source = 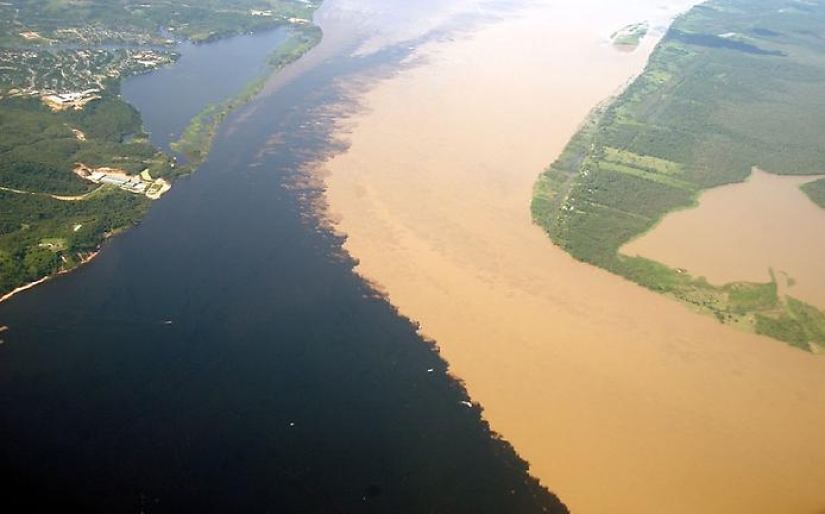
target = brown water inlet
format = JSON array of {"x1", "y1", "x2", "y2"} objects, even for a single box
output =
[{"x1": 623, "y1": 168, "x2": 825, "y2": 310}]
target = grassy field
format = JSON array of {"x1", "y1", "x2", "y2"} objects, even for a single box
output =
[{"x1": 532, "y1": 0, "x2": 825, "y2": 351}]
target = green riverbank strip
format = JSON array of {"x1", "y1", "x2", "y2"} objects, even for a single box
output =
[
  {"x1": 171, "y1": 25, "x2": 322, "y2": 165},
  {"x1": 801, "y1": 178, "x2": 825, "y2": 209},
  {"x1": 0, "y1": 1, "x2": 323, "y2": 298},
  {"x1": 531, "y1": 0, "x2": 825, "y2": 351}
]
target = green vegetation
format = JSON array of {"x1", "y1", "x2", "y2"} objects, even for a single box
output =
[
  {"x1": 0, "y1": 91, "x2": 175, "y2": 294},
  {"x1": 0, "y1": 186, "x2": 151, "y2": 293},
  {"x1": 756, "y1": 298, "x2": 825, "y2": 351},
  {"x1": 0, "y1": 91, "x2": 179, "y2": 192},
  {"x1": 0, "y1": 48, "x2": 178, "y2": 98},
  {"x1": 0, "y1": 1, "x2": 324, "y2": 298},
  {"x1": 1, "y1": 0, "x2": 322, "y2": 100},
  {"x1": 172, "y1": 24, "x2": 322, "y2": 164},
  {"x1": 611, "y1": 22, "x2": 649, "y2": 47},
  {"x1": 532, "y1": 0, "x2": 825, "y2": 351},
  {"x1": 0, "y1": 0, "x2": 321, "y2": 45},
  {"x1": 801, "y1": 178, "x2": 825, "y2": 208}
]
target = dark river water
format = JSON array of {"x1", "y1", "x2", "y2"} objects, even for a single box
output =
[
  {"x1": 121, "y1": 27, "x2": 291, "y2": 152},
  {"x1": 0, "y1": 4, "x2": 566, "y2": 513}
]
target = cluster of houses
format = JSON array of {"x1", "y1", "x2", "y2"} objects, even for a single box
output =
[
  {"x1": 130, "y1": 51, "x2": 170, "y2": 68},
  {"x1": 35, "y1": 51, "x2": 172, "y2": 109}
]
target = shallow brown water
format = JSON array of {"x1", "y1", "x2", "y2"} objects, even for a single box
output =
[
  {"x1": 318, "y1": 2, "x2": 825, "y2": 513},
  {"x1": 623, "y1": 168, "x2": 825, "y2": 309}
]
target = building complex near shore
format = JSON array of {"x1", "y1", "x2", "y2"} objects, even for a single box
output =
[
  {"x1": 91, "y1": 171, "x2": 148, "y2": 193},
  {"x1": 74, "y1": 164, "x2": 170, "y2": 199},
  {"x1": 42, "y1": 89, "x2": 100, "y2": 110}
]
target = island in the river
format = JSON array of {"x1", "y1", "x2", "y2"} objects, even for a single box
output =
[
  {"x1": 611, "y1": 21, "x2": 650, "y2": 49},
  {"x1": 532, "y1": 0, "x2": 825, "y2": 351},
  {"x1": 0, "y1": 0, "x2": 322, "y2": 298}
]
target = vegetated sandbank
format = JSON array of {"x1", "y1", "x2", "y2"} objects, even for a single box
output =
[{"x1": 317, "y1": 1, "x2": 825, "y2": 513}]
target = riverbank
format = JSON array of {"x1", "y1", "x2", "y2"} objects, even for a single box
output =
[
  {"x1": 532, "y1": 0, "x2": 825, "y2": 349},
  {"x1": 0, "y1": 2, "x2": 572, "y2": 507},
  {"x1": 622, "y1": 168, "x2": 825, "y2": 311},
  {"x1": 171, "y1": 24, "x2": 322, "y2": 165},
  {"x1": 0, "y1": 250, "x2": 98, "y2": 305},
  {"x1": 1, "y1": 13, "x2": 323, "y2": 301},
  {"x1": 319, "y1": 1, "x2": 825, "y2": 513}
]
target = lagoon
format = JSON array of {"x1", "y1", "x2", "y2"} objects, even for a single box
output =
[{"x1": 623, "y1": 168, "x2": 825, "y2": 310}]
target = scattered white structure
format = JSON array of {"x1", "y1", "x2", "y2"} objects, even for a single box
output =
[
  {"x1": 42, "y1": 89, "x2": 100, "y2": 110},
  {"x1": 74, "y1": 164, "x2": 170, "y2": 199}
]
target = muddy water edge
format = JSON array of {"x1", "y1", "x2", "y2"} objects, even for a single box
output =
[
  {"x1": 623, "y1": 168, "x2": 825, "y2": 310},
  {"x1": 0, "y1": 2, "x2": 570, "y2": 512},
  {"x1": 319, "y1": 1, "x2": 825, "y2": 513}
]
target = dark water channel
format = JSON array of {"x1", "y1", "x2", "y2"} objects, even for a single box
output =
[
  {"x1": 121, "y1": 27, "x2": 291, "y2": 152},
  {"x1": 0, "y1": 7, "x2": 566, "y2": 514}
]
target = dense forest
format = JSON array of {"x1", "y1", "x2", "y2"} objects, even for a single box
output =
[
  {"x1": 0, "y1": 89, "x2": 177, "y2": 295},
  {"x1": 532, "y1": 0, "x2": 825, "y2": 350},
  {"x1": 0, "y1": 92, "x2": 175, "y2": 192}
]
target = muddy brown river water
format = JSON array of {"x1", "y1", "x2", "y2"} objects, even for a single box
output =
[
  {"x1": 318, "y1": 1, "x2": 825, "y2": 513},
  {"x1": 623, "y1": 168, "x2": 825, "y2": 310}
]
